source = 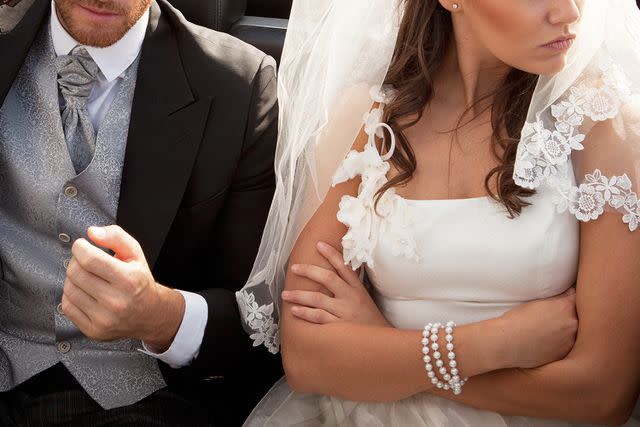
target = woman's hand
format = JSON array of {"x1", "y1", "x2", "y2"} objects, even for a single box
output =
[
  {"x1": 282, "y1": 241, "x2": 390, "y2": 327},
  {"x1": 498, "y1": 287, "x2": 579, "y2": 370}
]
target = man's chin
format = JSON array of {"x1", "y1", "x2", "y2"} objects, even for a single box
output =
[{"x1": 67, "y1": 28, "x2": 128, "y2": 48}]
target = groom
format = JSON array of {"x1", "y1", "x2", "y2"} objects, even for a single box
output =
[{"x1": 0, "y1": 0, "x2": 282, "y2": 424}]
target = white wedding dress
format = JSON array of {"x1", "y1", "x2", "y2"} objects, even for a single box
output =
[{"x1": 244, "y1": 138, "x2": 640, "y2": 427}]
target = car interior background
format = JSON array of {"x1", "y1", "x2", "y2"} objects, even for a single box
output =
[{"x1": 169, "y1": 0, "x2": 291, "y2": 64}]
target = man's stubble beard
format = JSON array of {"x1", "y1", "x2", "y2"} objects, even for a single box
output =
[{"x1": 54, "y1": 0, "x2": 151, "y2": 48}]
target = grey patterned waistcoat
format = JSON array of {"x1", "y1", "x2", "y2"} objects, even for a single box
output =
[{"x1": 0, "y1": 25, "x2": 166, "y2": 409}]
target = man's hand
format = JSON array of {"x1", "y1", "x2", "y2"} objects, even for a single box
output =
[{"x1": 61, "y1": 225, "x2": 185, "y2": 352}]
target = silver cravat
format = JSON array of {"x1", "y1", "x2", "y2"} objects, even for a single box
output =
[{"x1": 55, "y1": 46, "x2": 99, "y2": 174}]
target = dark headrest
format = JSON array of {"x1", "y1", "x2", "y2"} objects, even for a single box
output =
[
  {"x1": 168, "y1": 0, "x2": 247, "y2": 32},
  {"x1": 246, "y1": 0, "x2": 292, "y2": 19}
]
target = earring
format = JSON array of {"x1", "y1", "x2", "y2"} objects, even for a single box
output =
[{"x1": 452, "y1": 3, "x2": 460, "y2": 10}]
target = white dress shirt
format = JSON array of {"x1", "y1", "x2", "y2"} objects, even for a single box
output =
[{"x1": 50, "y1": 2, "x2": 208, "y2": 369}]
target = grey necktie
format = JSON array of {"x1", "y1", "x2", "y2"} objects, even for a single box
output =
[{"x1": 55, "y1": 47, "x2": 100, "y2": 174}]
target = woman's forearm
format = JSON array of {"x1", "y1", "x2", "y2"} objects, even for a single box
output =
[
  {"x1": 281, "y1": 314, "x2": 513, "y2": 402},
  {"x1": 432, "y1": 353, "x2": 639, "y2": 426}
]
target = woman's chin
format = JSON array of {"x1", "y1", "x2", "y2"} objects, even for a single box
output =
[{"x1": 533, "y1": 57, "x2": 570, "y2": 78}]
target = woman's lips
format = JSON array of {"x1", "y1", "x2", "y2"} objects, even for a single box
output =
[{"x1": 542, "y1": 35, "x2": 576, "y2": 51}]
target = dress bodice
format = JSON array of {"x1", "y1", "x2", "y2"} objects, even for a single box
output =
[
  {"x1": 367, "y1": 188, "x2": 580, "y2": 329},
  {"x1": 332, "y1": 140, "x2": 580, "y2": 329}
]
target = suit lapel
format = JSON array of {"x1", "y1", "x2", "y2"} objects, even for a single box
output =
[
  {"x1": 117, "y1": 1, "x2": 212, "y2": 268},
  {"x1": 0, "y1": 0, "x2": 48, "y2": 107}
]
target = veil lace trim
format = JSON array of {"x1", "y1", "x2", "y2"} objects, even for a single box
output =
[{"x1": 513, "y1": 54, "x2": 640, "y2": 231}]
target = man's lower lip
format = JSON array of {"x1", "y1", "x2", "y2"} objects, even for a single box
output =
[
  {"x1": 542, "y1": 38, "x2": 575, "y2": 50},
  {"x1": 78, "y1": 4, "x2": 119, "y2": 18}
]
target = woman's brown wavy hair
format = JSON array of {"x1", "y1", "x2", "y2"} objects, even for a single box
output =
[{"x1": 378, "y1": 0, "x2": 539, "y2": 217}]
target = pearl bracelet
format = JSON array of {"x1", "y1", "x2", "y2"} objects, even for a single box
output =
[{"x1": 421, "y1": 321, "x2": 469, "y2": 395}]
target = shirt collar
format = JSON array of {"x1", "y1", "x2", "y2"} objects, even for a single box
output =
[{"x1": 50, "y1": 1, "x2": 149, "y2": 82}]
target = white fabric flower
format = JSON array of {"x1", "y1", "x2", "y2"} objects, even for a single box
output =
[
  {"x1": 363, "y1": 108, "x2": 384, "y2": 137},
  {"x1": 334, "y1": 97, "x2": 421, "y2": 270},
  {"x1": 583, "y1": 86, "x2": 621, "y2": 122},
  {"x1": 514, "y1": 157, "x2": 544, "y2": 189},
  {"x1": 337, "y1": 195, "x2": 367, "y2": 228},
  {"x1": 569, "y1": 183, "x2": 606, "y2": 222},
  {"x1": 541, "y1": 130, "x2": 573, "y2": 165},
  {"x1": 369, "y1": 84, "x2": 397, "y2": 104}
]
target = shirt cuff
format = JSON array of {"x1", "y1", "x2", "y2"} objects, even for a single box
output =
[{"x1": 139, "y1": 290, "x2": 208, "y2": 369}]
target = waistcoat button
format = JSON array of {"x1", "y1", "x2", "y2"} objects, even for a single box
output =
[
  {"x1": 57, "y1": 341, "x2": 71, "y2": 354},
  {"x1": 64, "y1": 186, "x2": 78, "y2": 198}
]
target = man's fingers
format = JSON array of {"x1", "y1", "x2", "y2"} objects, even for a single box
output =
[
  {"x1": 63, "y1": 278, "x2": 98, "y2": 308},
  {"x1": 282, "y1": 290, "x2": 342, "y2": 318},
  {"x1": 290, "y1": 306, "x2": 340, "y2": 324},
  {"x1": 71, "y1": 238, "x2": 123, "y2": 283},
  {"x1": 88, "y1": 225, "x2": 144, "y2": 262},
  {"x1": 60, "y1": 293, "x2": 92, "y2": 332},
  {"x1": 66, "y1": 258, "x2": 120, "y2": 301},
  {"x1": 316, "y1": 241, "x2": 361, "y2": 287}
]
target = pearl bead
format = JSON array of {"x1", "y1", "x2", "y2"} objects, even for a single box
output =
[
  {"x1": 431, "y1": 343, "x2": 439, "y2": 351},
  {"x1": 423, "y1": 355, "x2": 431, "y2": 363},
  {"x1": 449, "y1": 360, "x2": 457, "y2": 368},
  {"x1": 436, "y1": 382, "x2": 443, "y2": 389},
  {"x1": 452, "y1": 375, "x2": 460, "y2": 382},
  {"x1": 426, "y1": 364, "x2": 433, "y2": 372},
  {"x1": 443, "y1": 373, "x2": 451, "y2": 381},
  {"x1": 422, "y1": 338, "x2": 429, "y2": 346},
  {"x1": 450, "y1": 368, "x2": 459, "y2": 376},
  {"x1": 422, "y1": 347, "x2": 429, "y2": 355},
  {"x1": 430, "y1": 334, "x2": 438, "y2": 342},
  {"x1": 436, "y1": 360, "x2": 444, "y2": 368},
  {"x1": 433, "y1": 351, "x2": 441, "y2": 359},
  {"x1": 446, "y1": 335, "x2": 453, "y2": 342},
  {"x1": 427, "y1": 371, "x2": 435, "y2": 378},
  {"x1": 448, "y1": 352, "x2": 456, "y2": 360},
  {"x1": 445, "y1": 326, "x2": 453, "y2": 334},
  {"x1": 431, "y1": 377, "x2": 439, "y2": 385},
  {"x1": 439, "y1": 367, "x2": 447, "y2": 375},
  {"x1": 446, "y1": 343, "x2": 454, "y2": 351},
  {"x1": 443, "y1": 384, "x2": 450, "y2": 390},
  {"x1": 453, "y1": 388, "x2": 461, "y2": 395}
]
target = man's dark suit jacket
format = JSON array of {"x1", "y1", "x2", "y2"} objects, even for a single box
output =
[{"x1": 0, "y1": 0, "x2": 283, "y2": 422}]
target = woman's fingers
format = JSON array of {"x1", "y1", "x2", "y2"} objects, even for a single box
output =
[
  {"x1": 290, "y1": 263, "x2": 345, "y2": 296},
  {"x1": 282, "y1": 290, "x2": 343, "y2": 317},
  {"x1": 316, "y1": 241, "x2": 362, "y2": 287},
  {"x1": 290, "y1": 306, "x2": 340, "y2": 324}
]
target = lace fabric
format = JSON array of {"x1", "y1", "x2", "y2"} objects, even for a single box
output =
[{"x1": 514, "y1": 51, "x2": 640, "y2": 231}]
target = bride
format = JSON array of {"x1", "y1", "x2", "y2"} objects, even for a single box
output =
[{"x1": 237, "y1": 0, "x2": 640, "y2": 425}]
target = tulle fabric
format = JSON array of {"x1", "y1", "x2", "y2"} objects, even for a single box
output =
[
  {"x1": 235, "y1": 0, "x2": 402, "y2": 353},
  {"x1": 245, "y1": 378, "x2": 639, "y2": 427}
]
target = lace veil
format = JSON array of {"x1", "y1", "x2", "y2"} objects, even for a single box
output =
[{"x1": 236, "y1": 0, "x2": 640, "y2": 353}]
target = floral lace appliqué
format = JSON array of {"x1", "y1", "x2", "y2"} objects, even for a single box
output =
[
  {"x1": 514, "y1": 56, "x2": 639, "y2": 231},
  {"x1": 236, "y1": 289, "x2": 279, "y2": 354}
]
